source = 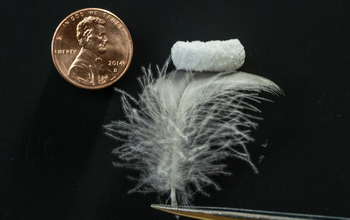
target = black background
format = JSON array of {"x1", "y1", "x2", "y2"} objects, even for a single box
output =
[{"x1": 1, "y1": 1, "x2": 350, "y2": 219}]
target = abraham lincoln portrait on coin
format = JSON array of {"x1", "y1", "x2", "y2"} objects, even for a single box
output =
[{"x1": 68, "y1": 16, "x2": 114, "y2": 86}]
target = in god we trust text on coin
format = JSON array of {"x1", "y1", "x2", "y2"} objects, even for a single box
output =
[{"x1": 51, "y1": 8, "x2": 133, "y2": 89}]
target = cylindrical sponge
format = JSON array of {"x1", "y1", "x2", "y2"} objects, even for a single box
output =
[{"x1": 171, "y1": 39, "x2": 245, "y2": 72}]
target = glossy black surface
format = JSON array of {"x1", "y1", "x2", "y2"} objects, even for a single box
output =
[{"x1": 1, "y1": 1, "x2": 350, "y2": 219}]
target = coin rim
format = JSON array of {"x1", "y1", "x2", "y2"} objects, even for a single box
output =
[{"x1": 51, "y1": 8, "x2": 133, "y2": 89}]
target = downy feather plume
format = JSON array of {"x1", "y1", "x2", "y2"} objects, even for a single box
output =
[{"x1": 104, "y1": 60, "x2": 281, "y2": 207}]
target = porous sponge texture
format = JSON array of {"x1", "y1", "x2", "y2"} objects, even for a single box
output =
[{"x1": 171, "y1": 39, "x2": 245, "y2": 72}]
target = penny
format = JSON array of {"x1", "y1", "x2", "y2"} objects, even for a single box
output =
[{"x1": 51, "y1": 8, "x2": 133, "y2": 89}]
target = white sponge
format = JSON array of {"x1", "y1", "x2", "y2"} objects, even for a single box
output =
[{"x1": 171, "y1": 39, "x2": 245, "y2": 72}]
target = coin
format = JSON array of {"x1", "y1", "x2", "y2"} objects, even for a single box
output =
[{"x1": 51, "y1": 8, "x2": 133, "y2": 89}]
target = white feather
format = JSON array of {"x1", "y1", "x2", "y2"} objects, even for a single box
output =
[{"x1": 105, "y1": 60, "x2": 281, "y2": 207}]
